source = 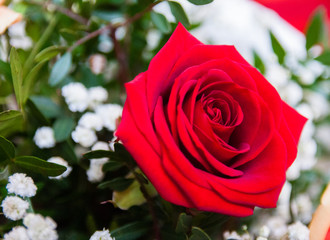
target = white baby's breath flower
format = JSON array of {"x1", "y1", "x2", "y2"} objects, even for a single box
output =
[
  {"x1": 266, "y1": 216, "x2": 288, "y2": 238},
  {"x1": 47, "y1": 157, "x2": 72, "y2": 180},
  {"x1": 1, "y1": 196, "x2": 29, "y2": 221},
  {"x1": 78, "y1": 112, "x2": 104, "y2": 131},
  {"x1": 259, "y1": 225, "x2": 270, "y2": 238},
  {"x1": 6, "y1": 173, "x2": 37, "y2": 197},
  {"x1": 71, "y1": 126, "x2": 97, "y2": 148},
  {"x1": 23, "y1": 213, "x2": 58, "y2": 240},
  {"x1": 223, "y1": 231, "x2": 242, "y2": 240},
  {"x1": 291, "y1": 194, "x2": 313, "y2": 224},
  {"x1": 88, "y1": 86, "x2": 108, "y2": 109},
  {"x1": 4, "y1": 226, "x2": 29, "y2": 240},
  {"x1": 287, "y1": 221, "x2": 309, "y2": 240},
  {"x1": 62, "y1": 82, "x2": 89, "y2": 112},
  {"x1": 95, "y1": 104, "x2": 123, "y2": 131},
  {"x1": 87, "y1": 159, "x2": 108, "y2": 183},
  {"x1": 33, "y1": 126, "x2": 56, "y2": 149},
  {"x1": 90, "y1": 229, "x2": 114, "y2": 240}
]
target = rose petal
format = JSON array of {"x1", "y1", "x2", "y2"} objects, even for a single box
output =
[{"x1": 147, "y1": 23, "x2": 201, "y2": 112}]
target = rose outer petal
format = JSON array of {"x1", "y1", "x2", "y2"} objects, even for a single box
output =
[{"x1": 146, "y1": 23, "x2": 201, "y2": 112}]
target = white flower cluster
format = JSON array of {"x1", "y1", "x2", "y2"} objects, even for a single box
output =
[
  {"x1": 33, "y1": 126, "x2": 56, "y2": 149},
  {"x1": 1, "y1": 173, "x2": 37, "y2": 221},
  {"x1": 90, "y1": 229, "x2": 114, "y2": 240},
  {"x1": 47, "y1": 156, "x2": 72, "y2": 180},
  {"x1": 2, "y1": 173, "x2": 59, "y2": 240},
  {"x1": 7, "y1": 173, "x2": 37, "y2": 197},
  {"x1": 61, "y1": 82, "x2": 108, "y2": 112},
  {"x1": 71, "y1": 104, "x2": 123, "y2": 148},
  {"x1": 1, "y1": 196, "x2": 29, "y2": 221},
  {"x1": 62, "y1": 82, "x2": 122, "y2": 148},
  {"x1": 23, "y1": 213, "x2": 58, "y2": 240}
]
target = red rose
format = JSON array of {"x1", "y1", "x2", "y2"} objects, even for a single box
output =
[
  {"x1": 116, "y1": 24, "x2": 307, "y2": 216},
  {"x1": 254, "y1": 0, "x2": 330, "y2": 34}
]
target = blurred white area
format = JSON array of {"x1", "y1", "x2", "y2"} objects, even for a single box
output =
[{"x1": 154, "y1": 0, "x2": 306, "y2": 64}]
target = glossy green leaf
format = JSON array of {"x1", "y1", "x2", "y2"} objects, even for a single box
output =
[
  {"x1": 14, "y1": 156, "x2": 67, "y2": 176},
  {"x1": 176, "y1": 213, "x2": 193, "y2": 234},
  {"x1": 10, "y1": 48, "x2": 23, "y2": 108},
  {"x1": 22, "y1": 61, "x2": 46, "y2": 103},
  {"x1": 150, "y1": 11, "x2": 171, "y2": 34},
  {"x1": 98, "y1": 178, "x2": 134, "y2": 191},
  {"x1": 102, "y1": 161, "x2": 125, "y2": 172},
  {"x1": 315, "y1": 50, "x2": 330, "y2": 65},
  {"x1": 270, "y1": 31, "x2": 286, "y2": 65},
  {"x1": 0, "y1": 135, "x2": 15, "y2": 162},
  {"x1": 189, "y1": 227, "x2": 211, "y2": 240},
  {"x1": 29, "y1": 96, "x2": 62, "y2": 119},
  {"x1": 306, "y1": 8, "x2": 325, "y2": 50},
  {"x1": 49, "y1": 52, "x2": 72, "y2": 86},
  {"x1": 187, "y1": 0, "x2": 213, "y2": 5},
  {"x1": 168, "y1": 1, "x2": 190, "y2": 28},
  {"x1": 35, "y1": 46, "x2": 66, "y2": 62},
  {"x1": 84, "y1": 150, "x2": 113, "y2": 159},
  {"x1": 53, "y1": 117, "x2": 75, "y2": 142},
  {"x1": 0, "y1": 110, "x2": 24, "y2": 137},
  {"x1": 110, "y1": 221, "x2": 150, "y2": 240}
]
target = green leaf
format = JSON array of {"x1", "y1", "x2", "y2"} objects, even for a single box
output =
[
  {"x1": 0, "y1": 135, "x2": 15, "y2": 163},
  {"x1": 98, "y1": 178, "x2": 134, "y2": 191},
  {"x1": 176, "y1": 213, "x2": 193, "y2": 234},
  {"x1": 189, "y1": 227, "x2": 211, "y2": 240},
  {"x1": 187, "y1": 0, "x2": 213, "y2": 5},
  {"x1": 22, "y1": 61, "x2": 46, "y2": 103},
  {"x1": 49, "y1": 52, "x2": 72, "y2": 86},
  {"x1": 253, "y1": 50, "x2": 265, "y2": 74},
  {"x1": 0, "y1": 110, "x2": 24, "y2": 137},
  {"x1": 35, "y1": 46, "x2": 66, "y2": 62},
  {"x1": 53, "y1": 117, "x2": 75, "y2": 142},
  {"x1": 168, "y1": 1, "x2": 190, "y2": 28},
  {"x1": 315, "y1": 50, "x2": 330, "y2": 65},
  {"x1": 29, "y1": 96, "x2": 62, "y2": 119},
  {"x1": 150, "y1": 11, "x2": 171, "y2": 34},
  {"x1": 110, "y1": 221, "x2": 150, "y2": 240},
  {"x1": 10, "y1": 48, "x2": 23, "y2": 108},
  {"x1": 306, "y1": 8, "x2": 325, "y2": 50},
  {"x1": 84, "y1": 150, "x2": 112, "y2": 159},
  {"x1": 13, "y1": 156, "x2": 66, "y2": 177},
  {"x1": 102, "y1": 161, "x2": 125, "y2": 172},
  {"x1": 270, "y1": 31, "x2": 286, "y2": 65},
  {"x1": 112, "y1": 176, "x2": 157, "y2": 210},
  {"x1": 0, "y1": 60, "x2": 12, "y2": 82}
]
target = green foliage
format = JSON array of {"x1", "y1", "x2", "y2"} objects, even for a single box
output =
[
  {"x1": 187, "y1": 0, "x2": 213, "y2": 5},
  {"x1": 315, "y1": 50, "x2": 330, "y2": 65},
  {"x1": 14, "y1": 156, "x2": 67, "y2": 177},
  {"x1": 169, "y1": 1, "x2": 190, "y2": 28},
  {"x1": 53, "y1": 117, "x2": 76, "y2": 142},
  {"x1": 269, "y1": 31, "x2": 286, "y2": 65},
  {"x1": 110, "y1": 221, "x2": 150, "y2": 240},
  {"x1": 189, "y1": 227, "x2": 211, "y2": 240},
  {"x1": 176, "y1": 212, "x2": 193, "y2": 235},
  {"x1": 35, "y1": 46, "x2": 67, "y2": 62},
  {"x1": 0, "y1": 110, "x2": 24, "y2": 137},
  {"x1": 151, "y1": 11, "x2": 171, "y2": 34},
  {"x1": 10, "y1": 48, "x2": 24, "y2": 109},
  {"x1": 253, "y1": 50, "x2": 265, "y2": 74},
  {"x1": 98, "y1": 177, "x2": 134, "y2": 191},
  {"x1": 49, "y1": 52, "x2": 72, "y2": 86},
  {"x1": 0, "y1": 135, "x2": 15, "y2": 163},
  {"x1": 306, "y1": 8, "x2": 327, "y2": 50}
]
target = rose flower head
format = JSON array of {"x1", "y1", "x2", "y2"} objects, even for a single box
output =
[{"x1": 116, "y1": 23, "x2": 307, "y2": 217}]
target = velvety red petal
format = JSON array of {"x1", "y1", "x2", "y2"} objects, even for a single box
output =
[
  {"x1": 146, "y1": 23, "x2": 201, "y2": 112},
  {"x1": 115, "y1": 98, "x2": 193, "y2": 207}
]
